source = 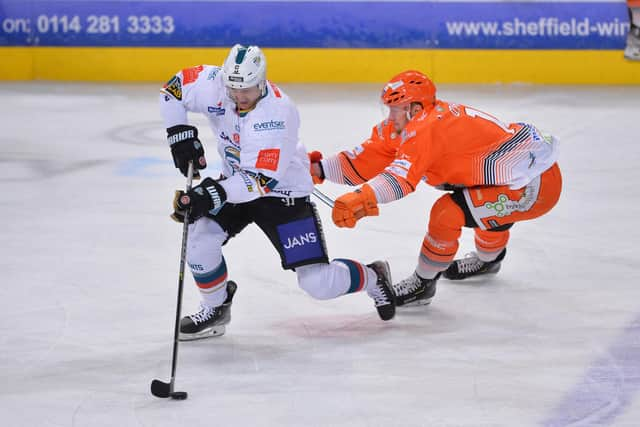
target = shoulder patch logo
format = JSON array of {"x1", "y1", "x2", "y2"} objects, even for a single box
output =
[{"x1": 162, "y1": 76, "x2": 182, "y2": 101}]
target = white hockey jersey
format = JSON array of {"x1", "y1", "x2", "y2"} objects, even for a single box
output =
[{"x1": 159, "y1": 65, "x2": 313, "y2": 204}]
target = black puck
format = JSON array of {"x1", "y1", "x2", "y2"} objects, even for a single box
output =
[{"x1": 171, "y1": 391, "x2": 188, "y2": 400}]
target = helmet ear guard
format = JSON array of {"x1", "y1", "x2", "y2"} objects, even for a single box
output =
[
  {"x1": 381, "y1": 70, "x2": 436, "y2": 107},
  {"x1": 222, "y1": 44, "x2": 267, "y2": 95}
]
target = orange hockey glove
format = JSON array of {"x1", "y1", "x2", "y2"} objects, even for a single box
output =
[
  {"x1": 332, "y1": 184, "x2": 379, "y2": 228},
  {"x1": 308, "y1": 150, "x2": 325, "y2": 184}
]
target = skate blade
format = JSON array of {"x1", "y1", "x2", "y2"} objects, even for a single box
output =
[
  {"x1": 179, "y1": 325, "x2": 226, "y2": 341},
  {"x1": 402, "y1": 297, "x2": 433, "y2": 308},
  {"x1": 444, "y1": 264, "x2": 502, "y2": 281}
]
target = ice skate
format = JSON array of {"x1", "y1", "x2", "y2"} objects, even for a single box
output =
[
  {"x1": 443, "y1": 249, "x2": 506, "y2": 280},
  {"x1": 179, "y1": 281, "x2": 237, "y2": 341},
  {"x1": 366, "y1": 261, "x2": 396, "y2": 321},
  {"x1": 393, "y1": 272, "x2": 439, "y2": 307}
]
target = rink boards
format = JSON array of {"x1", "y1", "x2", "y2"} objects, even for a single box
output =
[{"x1": 1, "y1": 0, "x2": 638, "y2": 84}]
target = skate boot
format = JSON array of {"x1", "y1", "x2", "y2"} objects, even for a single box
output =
[
  {"x1": 442, "y1": 249, "x2": 506, "y2": 280},
  {"x1": 624, "y1": 26, "x2": 640, "y2": 61},
  {"x1": 366, "y1": 261, "x2": 396, "y2": 321},
  {"x1": 179, "y1": 281, "x2": 237, "y2": 341},
  {"x1": 393, "y1": 272, "x2": 439, "y2": 307}
]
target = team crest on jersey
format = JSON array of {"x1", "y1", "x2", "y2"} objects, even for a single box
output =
[
  {"x1": 162, "y1": 76, "x2": 182, "y2": 100},
  {"x1": 223, "y1": 146, "x2": 240, "y2": 169}
]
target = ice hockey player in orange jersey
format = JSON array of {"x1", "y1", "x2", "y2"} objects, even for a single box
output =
[{"x1": 310, "y1": 70, "x2": 562, "y2": 307}]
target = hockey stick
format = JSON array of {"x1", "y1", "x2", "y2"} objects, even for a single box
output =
[
  {"x1": 312, "y1": 188, "x2": 335, "y2": 208},
  {"x1": 150, "y1": 161, "x2": 194, "y2": 400}
]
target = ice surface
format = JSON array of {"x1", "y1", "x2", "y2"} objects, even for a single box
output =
[{"x1": 1, "y1": 81, "x2": 640, "y2": 427}]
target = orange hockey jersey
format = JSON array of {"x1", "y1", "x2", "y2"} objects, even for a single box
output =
[
  {"x1": 392, "y1": 101, "x2": 558, "y2": 191},
  {"x1": 323, "y1": 101, "x2": 559, "y2": 202}
]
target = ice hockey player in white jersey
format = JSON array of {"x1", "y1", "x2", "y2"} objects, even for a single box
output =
[{"x1": 159, "y1": 44, "x2": 396, "y2": 340}]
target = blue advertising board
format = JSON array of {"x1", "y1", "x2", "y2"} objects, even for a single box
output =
[{"x1": 0, "y1": 1, "x2": 630, "y2": 49}]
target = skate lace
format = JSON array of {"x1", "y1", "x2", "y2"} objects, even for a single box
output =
[
  {"x1": 190, "y1": 304, "x2": 216, "y2": 325},
  {"x1": 394, "y1": 273, "x2": 422, "y2": 296},
  {"x1": 457, "y1": 253, "x2": 484, "y2": 274},
  {"x1": 370, "y1": 283, "x2": 391, "y2": 306},
  {"x1": 366, "y1": 263, "x2": 392, "y2": 306}
]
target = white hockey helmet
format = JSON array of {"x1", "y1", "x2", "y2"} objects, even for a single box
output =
[{"x1": 222, "y1": 44, "x2": 267, "y2": 94}]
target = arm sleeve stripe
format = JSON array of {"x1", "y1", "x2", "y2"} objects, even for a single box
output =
[
  {"x1": 367, "y1": 172, "x2": 414, "y2": 204},
  {"x1": 339, "y1": 153, "x2": 368, "y2": 184},
  {"x1": 322, "y1": 153, "x2": 366, "y2": 186}
]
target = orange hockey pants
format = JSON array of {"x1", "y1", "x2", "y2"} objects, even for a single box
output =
[{"x1": 418, "y1": 163, "x2": 562, "y2": 275}]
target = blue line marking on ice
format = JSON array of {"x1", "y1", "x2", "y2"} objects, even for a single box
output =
[{"x1": 541, "y1": 313, "x2": 640, "y2": 426}]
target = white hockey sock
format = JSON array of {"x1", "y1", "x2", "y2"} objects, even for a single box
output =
[
  {"x1": 415, "y1": 264, "x2": 440, "y2": 280},
  {"x1": 201, "y1": 285, "x2": 227, "y2": 309},
  {"x1": 186, "y1": 218, "x2": 229, "y2": 308},
  {"x1": 476, "y1": 248, "x2": 504, "y2": 263},
  {"x1": 191, "y1": 257, "x2": 228, "y2": 308}
]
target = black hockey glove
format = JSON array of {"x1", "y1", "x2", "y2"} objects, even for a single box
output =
[
  {"x1": 167, "y1": 124, "x2": 207, "y2": 178},
  {"x1": 171, "y1": 177, "x2": 227, "y2": 223}
]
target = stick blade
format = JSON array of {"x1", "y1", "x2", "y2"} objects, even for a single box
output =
[{"x1": 150, "y1": 379, "x2": 171, "y2": 398}]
